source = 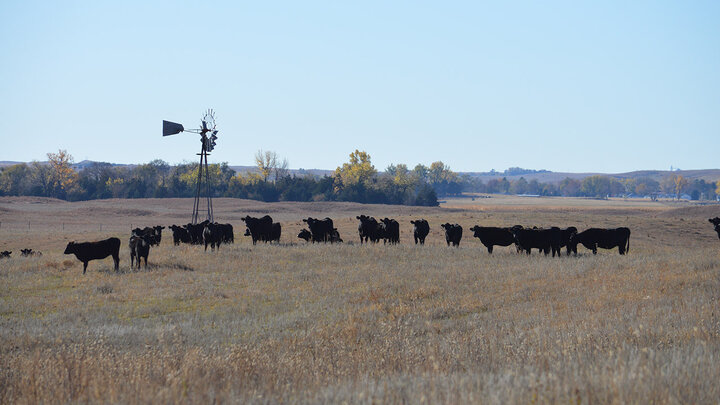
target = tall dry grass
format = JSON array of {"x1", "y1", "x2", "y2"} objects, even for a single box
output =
[
  {"x1": 1, "y1": 237, "x2": 719, "y2": 403},
  {"x1": 1, "y1": 197, "x2": 719, "y2": 403}
]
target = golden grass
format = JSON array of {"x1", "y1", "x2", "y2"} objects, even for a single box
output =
[{"x1": 1, "y1": 197, "x2": 719, "y2": 403}]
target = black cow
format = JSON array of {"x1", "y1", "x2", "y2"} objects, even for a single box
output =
[
  {"x1": 64, "y1": 237, "x2": 121, "y2": 274},
  {"x1": 152, "y1": 225, "x2": 165, "y2": 245},
  {"x1": 709, "y1": 217, "x2": 720, "y2": 241},
  {"x1": 169, "y1": 225, "x2": 191, "y2": 245},
  {"x1": 131, "y1": 226, "x2": 164, "y2": 246},
  {"x1": 20, "y1": 248, "x2": 42, "y2": 257},
  {"x1": 216, "y1": 223, "x2": 234, "y2": 244},
  {"x1": 298, "y1": 229, "x2": 312, "y2": 242},
  {"x1": 268, "y1": 222, "x2": 282, "y2": 243},
  {"x1": 303, "y1": 217, "x2": 334, "y2": 243},
  {"x1": 380, "y1": 218, "x2": 400, "y2": 244},
  {"x1": 441, "y1": 223, "x2": 463, "y2": 247},
  {"x1": 512, "y1": 228, "x2": 552, "y2": 255},
  {"x1": 549, "y1": 226, "x2": 578, "y2": 257},
  {"x1": 0, "y1": 251, "x2": 11, "y2": 259},
  {"x1": 203, "y1": 222, "x2": 223, "y2": 251},
  {"x1": 242, "y1": 215, "x2": 273, "y2": 245},
  {"x1": 570, "y1": 228, "x2": 631, "y2": 255},
  {"x1": 410, "y1": 219, "x2": 430, "y2": 245},
  {"x1": 129, "y1": 234, "x2": 151, "y2": 268},
  {"x1": 469, "y1": 226, "x2": 520, "y2": 254},
  {"x1": 357, "y1": 215, "x2": 379, "y2": 244},
  {"x1": 186, "y1": 222, "x2": 208, "y2": 245}
]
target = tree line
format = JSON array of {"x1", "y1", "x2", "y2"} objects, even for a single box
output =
[{"x1": 1, "y1": 150, "x2": 718, "y2": 204}]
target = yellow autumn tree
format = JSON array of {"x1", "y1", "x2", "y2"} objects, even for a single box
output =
[
  {"x1": 47, "y1": 149, "x2": 76, "y2": 198},
  {"x1": 333, "y1": 150, "x2": 376, "y2": 192},
  {"x1": 673, "y1": 174, "x2": 688, "y2": 199}
]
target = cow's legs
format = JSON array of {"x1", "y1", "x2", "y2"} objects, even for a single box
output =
[
  {"x1": 487, "y1": 245, "x2": 493, "y2": 254},
  {"x1": 113, "y1": 254, "x2": 119, "y2": 271},
  {"x1": 83, "y1": 261, "x2": 88, "y2": 274}
]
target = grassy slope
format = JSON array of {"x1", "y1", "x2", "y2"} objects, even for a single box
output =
[{"x1": 1, "y1": 197, "x2": 719, "y2": 404}]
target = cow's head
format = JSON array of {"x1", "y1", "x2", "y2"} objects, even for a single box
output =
[
  {"x1": 63, "y1": 242, "x2": 76, "y2": 254},
  {"x1": 469, "y1": 225, "x2": 482, "y2": 237},
  {"x1": 21, "y1": 249, "x2": 31, "y2": 256},
  {"x1": 244, "y1": 228, "x2": 251, "y2": 236},
  {"x1": 441, "y1": 223, "x2": 452, "y2": 231},
  {"x1": 0, "y1": 251, "x2": 11, "y2": 258}
]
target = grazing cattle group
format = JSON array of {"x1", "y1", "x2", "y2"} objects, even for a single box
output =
[
  {"x1": 20, "y1": 248, "x2": 42, "y2": 257},
  {"x1": 8, "y1": 214, "x2": 720, "y2": 275}
]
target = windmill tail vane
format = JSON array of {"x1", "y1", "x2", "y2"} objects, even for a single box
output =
[{"x1": 162, "y1": 109, "x2": 219, "y2": 224}]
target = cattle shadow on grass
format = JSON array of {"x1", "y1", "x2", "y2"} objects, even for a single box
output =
[{"x1": 95, "y1": 261, "x2": 195, "y2": 274}]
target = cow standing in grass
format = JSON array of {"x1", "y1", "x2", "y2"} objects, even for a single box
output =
[
  {"x1": 64, "y1": 237, "x2": 121, "y2": 274},
  {"x1": 303, "y1": 217, "x2": 334, "y2": 243},
  {"x1": 512, "y1": 228, "x2": 553, "y2": 255},
  {"x1": 380, "y1": 218, "x2": 400, "y2": 245},
  {"x1": 410, "y1": 219, "x2": 430, "y2": 245},
  {"x1": 441, "y1": 223, "x2": 463, "y2": 247},
  {"x1": 129, "y1": 234, "x2": 151, "y2": 269},
  {"x1": 242, "y1": 215, "x2": 273, "y2": 245},
  {"x1": 0, "y1": 251, "x2": 11, "y2": 259},
  {"x1": 549, "y1": 226, "x2": 578, "y2": 257},
  {"x1": 569, "y1": 227, "x2": 630, "y2": 255},
  {"x1": 710, "y1": 217, "x2": 720, "y2": 241},
  {"x1": 203, "y1": 223, "x2": 223, "y2": 251},
  {"x1": 169, "y1": 225, "x2": 191, "y2": 245},
  {"x1": 469, "y1": 225, "x2": 519, "y2": 254},
  {"x1": 357, "y1": 215, "x2": 379, "y2": 244}
]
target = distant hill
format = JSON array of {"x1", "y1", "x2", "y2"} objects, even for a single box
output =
[
  {"x1": 461, "y1": 169, "x2": 720, "y2": 183},
  {"x1": 2, "y1": 160, "x2": 718, "y2": 182}
]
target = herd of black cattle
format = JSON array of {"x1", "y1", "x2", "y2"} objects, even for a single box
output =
[{"x1": 3, "y1": 216, "x2": 720, "y2": 274}]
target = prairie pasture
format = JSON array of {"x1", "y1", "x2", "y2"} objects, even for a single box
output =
[{"x1": 1, "y1": 196, "x2": 719, "y2": 404}]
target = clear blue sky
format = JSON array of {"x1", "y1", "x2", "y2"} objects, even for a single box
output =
[{"x1": 1, "y1": 1, "x2": 718, "y2": 173}]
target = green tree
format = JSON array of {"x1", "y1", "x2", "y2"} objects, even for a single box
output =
[
  {"x1": 581, "y1": 175, "x2": 612, "y2": 198},
  {"x1": 0, "y1": 164, "x2": 30, "y2": 196}
]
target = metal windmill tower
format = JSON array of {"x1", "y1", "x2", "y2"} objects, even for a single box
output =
[{"x1": 162, "y1": 109, "x2": 219, "y2": 224}]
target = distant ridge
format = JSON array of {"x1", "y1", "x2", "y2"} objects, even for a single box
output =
[{"x1": 1, "y1": 160, "x2": 718, "y2": 182}]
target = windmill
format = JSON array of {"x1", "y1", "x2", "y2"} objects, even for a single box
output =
[{"x1": 162, "y1": 109, "x2": 219, "y2": 224}]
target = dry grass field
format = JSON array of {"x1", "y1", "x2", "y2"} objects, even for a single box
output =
[{"x1": 1, "y1": 196, "x2": 719, "y2": 404}]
